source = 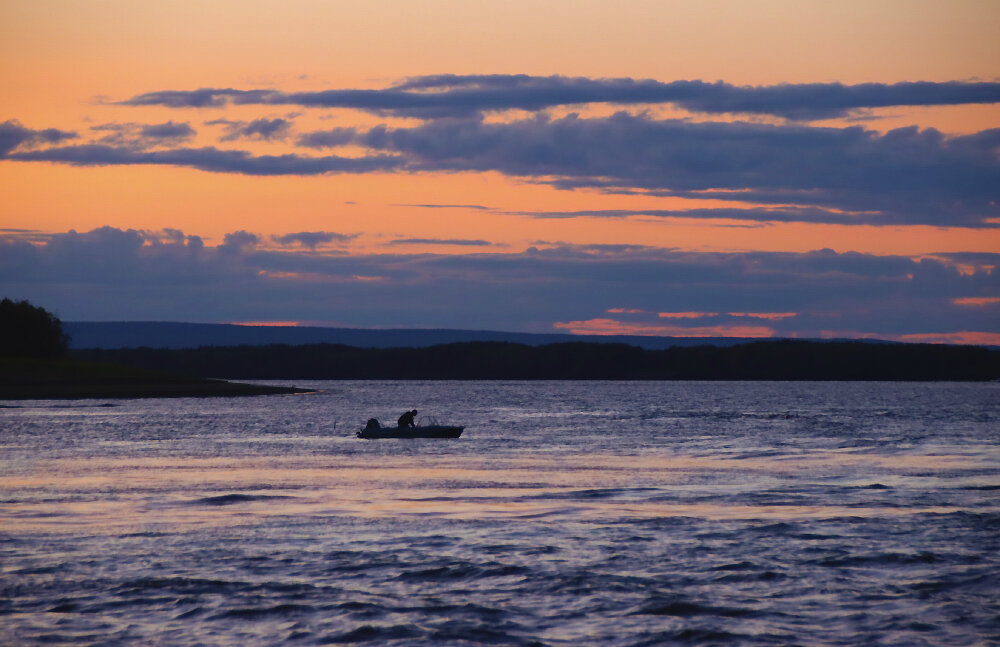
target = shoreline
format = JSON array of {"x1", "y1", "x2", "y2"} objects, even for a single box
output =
[
  {"x1": 0, "y1": 357, "x2": 314, "y2": 400},
  {"x1": 0, "y1": 381, "x2": 315, "y2": 400}
]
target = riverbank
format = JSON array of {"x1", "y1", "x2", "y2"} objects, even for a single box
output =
[{"x1": 0, "y1": 357, "x2": 313, "y2": 400}]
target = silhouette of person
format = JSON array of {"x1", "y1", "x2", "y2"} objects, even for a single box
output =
[{"x1": 398, "y1": 409, "x2": 418, "y2": 428}]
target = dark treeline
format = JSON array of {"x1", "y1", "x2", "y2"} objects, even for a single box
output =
[
  {"x1": 0, "y1": 298, "x2": 69, "y2": 358},
  {"x1": 72, "y1": 340, "x2": 1000, "y2": 381}
]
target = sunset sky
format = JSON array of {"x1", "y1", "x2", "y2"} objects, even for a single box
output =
[{"x1": 2, "y1": 0, "x2": 999, "y2": 343}]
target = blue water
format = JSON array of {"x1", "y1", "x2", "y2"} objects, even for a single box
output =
[{"x1": 1, "y1": 381, "x2": 998, "y2": 646}]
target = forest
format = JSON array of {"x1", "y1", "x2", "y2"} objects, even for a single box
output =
[{"x1": 73, "y1": 339, "x2": 1000, "y2": 381}]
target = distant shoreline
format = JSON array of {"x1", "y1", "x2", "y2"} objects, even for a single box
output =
[
  {"x1": 71, "y1": 339, "x2": 1000, "y2": 382},
  {"x1": 0, "y1": 357, "x2": 314, "y2": 400},
  {"x1": 0, "y1": 381, "x2": 313, "y2": 400}
]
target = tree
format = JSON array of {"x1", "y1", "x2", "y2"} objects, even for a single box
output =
[{"x1": 0, "y1": 298, "x2": 70, "y2": 358}]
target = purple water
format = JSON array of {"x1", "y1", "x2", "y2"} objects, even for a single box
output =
[{"x1": 2, "y1": 381, "x2": 998, "y2": 646}]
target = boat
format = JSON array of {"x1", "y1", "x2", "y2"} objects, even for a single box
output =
[{"x1": 356, "y1": 415, "x2": 464, "y2": 439}]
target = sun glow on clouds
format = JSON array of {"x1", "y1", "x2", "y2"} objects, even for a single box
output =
[
  {"x1": 899, "y1": 332, "x2": 1000, "y2": 346},
  {"x1": 554, "y1": 319, "x2": 776, "y2": 338},
  {"x1": 615, "y1": 311, "x2": 799, "y2": 321},
  {"x1": 952, "y1": 297, "x2": 1000, "y2": 307},
  {"x1": 564, "y1": 311, "x2": 801, "y2": 338}
]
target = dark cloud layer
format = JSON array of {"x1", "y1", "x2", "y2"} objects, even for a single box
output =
[
  {"x1": 272, "y1": 231, "x2": 358, "y2": 248},
  {"x1": 508, "y1": 206, "x2": 885, "y2": 225},
  {"x1": 0, "y1": 120, "x2": 77, "y2": 155},
  {"x1": 118, "y1": 76, "x2": 1000, "y2": 120},
  {"x1": 360, "y1": 114, "x2": 1000, "y2": 227},
  {"x1": 5, "y1": 110, "x2": 998, "y2": 227},
  {"x1": 6, "y1": 144, "x2": 403, "y2": 175},
  {"x1": 296, "y1": 127, "x2": 357, "y2": 149},
  {"x1": 91, "y1": 121, "x2": 196, "y2": 147},
  {"x1": 2, "y1": 227, "x2": 997, "y2": 338},
  {"x1": 388, "y1": 238, "x2": 495, "y2": 246},
  {"x1": 395, "y1": 203, "x2": 494, "y2": 211},
  {"x1": 140, "y1": 121, "x2": 196, "y2": 140},
  {"x1": 209, "y1": 117, "x2": 293, "y2": 142}
]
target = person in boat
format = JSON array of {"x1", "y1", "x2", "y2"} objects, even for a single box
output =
[{"x1": 397, "y1": 409, "x2": 418, "y2": 428}]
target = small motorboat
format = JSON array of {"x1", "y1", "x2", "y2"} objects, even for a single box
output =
[{"x1": 357, "y1": 415, "x2": 464, "y2": 439}]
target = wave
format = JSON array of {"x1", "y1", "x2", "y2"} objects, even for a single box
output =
[
  {"x1": 319, "y1": 624, "x2": 421, "y2": 644},
  {"x1": 187, "y1": 493, "x2": 297, "y2": 506},
  {"x1": 209, "y1": 603, "x2": 316, "y2": 620},
  {"x1": 813, "y1": 551, "x2": 942, "y2": 567},
  {"x1": 631, "y1": 598, "x2": 761, "y2": 618},
  {"x1": 633, "y1": 628, "x2": 751, "y2": 645},
  {"x1": 394, "y1": 562, "x2": 530, "y2": 582}
]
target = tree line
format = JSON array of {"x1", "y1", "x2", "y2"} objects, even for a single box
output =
[
  {"x1": 73, "y1": 339, "x2": 1000, "y2": 381},
  {"x1": 0, "y1": 298, "x2": 68, "y2": 358},
  {"x1": 5, "y1": 298, "x2": 997, "y2": 380}
]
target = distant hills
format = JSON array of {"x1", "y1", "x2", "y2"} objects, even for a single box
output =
[{"x1": 64, "y1": 321, "x2": 767, "y2": 351}]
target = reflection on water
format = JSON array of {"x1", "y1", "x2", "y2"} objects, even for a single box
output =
[
  {"x1": 1, "y1": 381, "x2": 998, "y2": 646},
  {"x1": 3, "y1": 451, "x2": 993, "y2": 533}
]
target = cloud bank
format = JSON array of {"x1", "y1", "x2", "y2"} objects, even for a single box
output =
[
  {"x1": 4, "y1": 74, "x2": 999, "y2": 230},
  {"x1": 6, "y1": 114, "x2": 998, "y2": 227},
  {"x1": 6, "y1": 144, "x2": 403, "y2": 175},
  {"x1": 3, "y1": 227, "x2": 997, "y2": 342},
  {"x1": 359, "y1": 114, "x2": 1000, "y2": 227},
  {"x1": 0, "y1": 120, "x2": 77, "y2": 155},
  {"x1": 119, "y1": 76, "x2": 1000, "y2": 120},
  {"x1": 272, "y1": 231, "x2": 358, "y2": 248}
]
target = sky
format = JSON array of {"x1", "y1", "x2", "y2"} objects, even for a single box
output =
[{"x1": 2, "y1": 0, "x2": 999, "y2": 344}]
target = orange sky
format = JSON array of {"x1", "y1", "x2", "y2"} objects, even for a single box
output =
[
  {"x1": 3, "y1": 0, "x2": 998, "y2": 253},
  {"x1": 1, "y1": 1, "x2": 998, "y2": 340}
]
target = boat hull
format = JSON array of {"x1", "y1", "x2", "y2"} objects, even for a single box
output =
[{"x1": 357, "y1": 425, "x2": 464, "y2": 439}]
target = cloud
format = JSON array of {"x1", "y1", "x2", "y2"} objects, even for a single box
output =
[
  {"x1": 507, "y1": 206, "x2": 869, "y2": 225},
  {"x1": 359, "y1": 114, "x2": 1000, "y2": 227},
  {"x1": 220, "y1": 230, "x2": 259, "y2": 253},
  {"x1": 209, "y1": 117, "x2": 292, "y2": 142},
  {"x1": 296, "y1": 127, "x2": 357, "y2": 149},
  {"x1": 118, "y1": 76, "x2": 1000, "y2": 120},
  {"x1": 90, "y1": 121, "x2": 196, "y2": 147},
  {"x1": 272, "y1": 231, "x2": 358, "y2": 248},
  {"x1": 658, "y1": 312, "x2": 720, "y2": 319},
  {"x1": 394, "y1": 203, "x2": 494, "y2": 211},
  {"x1": 0, "y1": 120, "x2": 77, "y2": 155},
  {"x1": 5, "y1": 144, "x2": 403, "y2": 175},
  {"x1": 140, "y1": 121, "x2": 196, "y2": 140},
  {"x1": 3, "y1": 227, "x2": 997, "y2": 341},
  {"x1": 7, "y1": 110, "x2": 997, "y2": 228},
  {"x1": 119, "y1": 88, "x2": 273, "y2": 108},
  {"x1": 388, "y1": 238, "x2": 496, "y2": 246},
  {"x1": 553, "y1": 318, "x2": 778, "y2": 338},
  {"x1": 727, "y1": 312, "x2": 798, "y2": 320},
  {"x1": 952, "y1": 297, "x2": 1000, "y2": 306}
]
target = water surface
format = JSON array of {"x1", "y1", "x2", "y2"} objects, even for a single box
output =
[{"x1": 2, "y1": 381, "x2": 998, "y2": 645}]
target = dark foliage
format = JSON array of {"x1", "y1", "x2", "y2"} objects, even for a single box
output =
[
  {"x1": 0, "y1": 298, "x2": 69, "y2": 358},
  {"x1": 72, "y1": 339, "x2": 1000, "y2": 381}
]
